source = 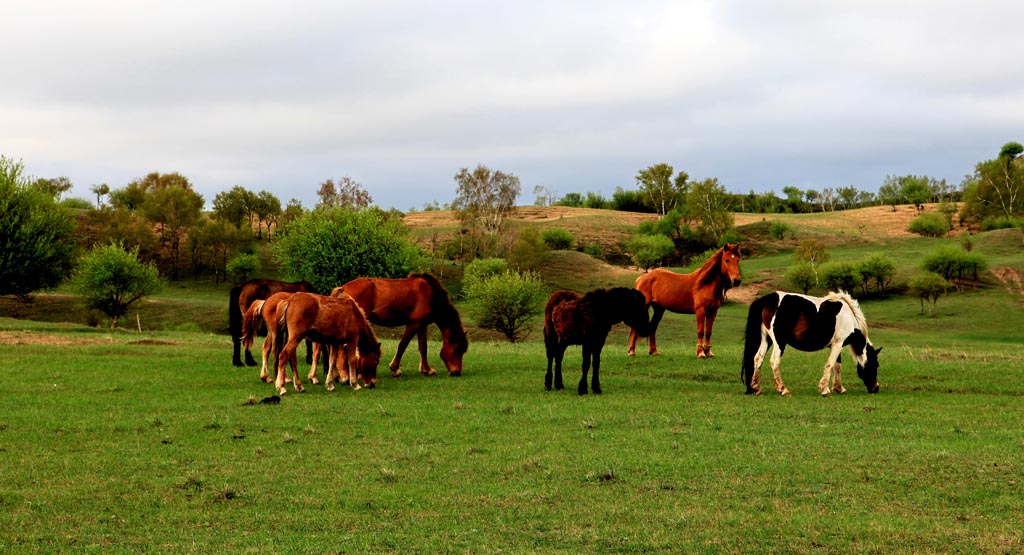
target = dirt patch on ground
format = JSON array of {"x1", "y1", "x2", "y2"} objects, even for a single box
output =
[{"x1": 0, "y1": 331, "x2": 112, "y2": 346}]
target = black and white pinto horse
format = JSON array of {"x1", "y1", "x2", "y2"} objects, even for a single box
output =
[{"x1": 741, "y1": 290, "x2": 881, "y2": 396}]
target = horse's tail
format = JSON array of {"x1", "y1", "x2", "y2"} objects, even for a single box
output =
[
  {"x1": 742, "y1": 293, "x2": 776, "y2": 392},
  {"x1": 274, "y1": 300, "x2": 291, "y2": 360},
  {"x1": 240, "y1": 299, "x2": 266, "y2": 349},
  {"x1": 229, "y1": 284, "x2": 243, "y2": 340}
]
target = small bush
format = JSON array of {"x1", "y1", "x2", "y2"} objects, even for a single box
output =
[
  {"x1": 979, "y1": 216, "x2": 1024, "y2": 231},
  {"x1": 581, "y1": 244, "x2": 604, "y2": 259},
  {"x1": 921, "y1": 246, "x2": 988, "y2": 292},
  {"x1": 626, "y1": 234, "x2": 675, "y2": 269},
  {"x1": 70, "y1": 242, "x2": 164, "y2": 328},
  {"x1": 507, "y1": 228, "x2": 549, "y2": 271},
  {"x1": 909, "y1": 272, "x2": 949, "y2": 317},
  {"x1": 819, "y1": 262, "x2": 862, "y2": 294},
  {"x1": 463, "y1": 257, "x2": 508, "y2": 295},
  {"x1": 786, "y1": 262, "x2": 817, "y2": 294},
  {"x1": 793, "y1": 239, "x2": 830, "y2": 265},
  {"x1": 908, "y1": 212, "x2": 950, "y2": 237},
  {"x1": 541, "y1": 228, "x2": 575, "y2": 250},
  {"x1": 769, "y1": 221, "x2": 791, "y2": 240},
  {"x1": 857, "y1": 254, "x2": 896, "y2": 295},
  {"x1": 466, "y1": 271, "x2": 547, "y2": 343}
]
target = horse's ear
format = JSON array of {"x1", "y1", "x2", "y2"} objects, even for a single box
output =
[{"x1": 874, "y1": 346, "x2": 882, "y2": 354}]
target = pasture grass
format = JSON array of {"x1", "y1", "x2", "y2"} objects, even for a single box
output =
[{"x1": 2, "y1": 284, "x2": 1022, "y2": 554}]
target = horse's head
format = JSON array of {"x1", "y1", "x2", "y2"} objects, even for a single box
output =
[
  {"x1": 439, "y1": 326, "x2": 469, "y2": 376},
  {"x1": 720, "y1": 243, "x2": 743, "y2": 288},
  {"x1": 620, "y1": 289, "x2": 652, "y2": 338},
  {"x1": 355, "y1": 340, "x2": 382, "y2": 389},
  {"x1": 857, "y1": 344, "x2": 881, "y2": 394}
]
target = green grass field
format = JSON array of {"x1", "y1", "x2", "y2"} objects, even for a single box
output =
[{"x1": 1, "y1": 212, "x2": 1022, "y2": 553}]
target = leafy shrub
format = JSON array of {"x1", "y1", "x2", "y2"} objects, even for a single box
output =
[
  {"x1": 979, "y1": 216, "x2": 1024, "y2": 231},
  {"x1": 908, "y1": 212, "x2": 950, "y2": 237},
  {"x1": 786, "y1": 262, "x2": 817, "y2": 294},
  {"x1": 583, "y1": 192, "x2": 609, "y2": 209},
  {"x1": 611, "y1": 188, "x2": 650, "y2": 212},
  {"x1": 466, "y1": 271, "x2": 547, "y2": 342},
  {"x1": 921, "y1": 246, "x2": 988, "y2": 292},
  {"x1": 626, "y1": 234, "x2": 675, "y2": 269},
  {"x1": 908, "y1": 272, "x2": 949, "y2": 317},
  {"x1": 581, "y1": 244, "x2": 604, "y2": 259},
  {"x1": 793, "y1": 239, "x2": 830, "y2": 265},
  {"x1": 507, "y1": 228, "x2": 549, "y2": 271},
  {"x1": 274, "y1": 207, "x2": 425, "y2": 293},
  {"x1": 541, "y1": 228, "x2": 575, "y2": 250},
  {"x1": 70, "y1": 242, "x2": 164, "y2": 328},
  {"x1": 719, "y1": 230, "x2": 744, "y2": 246},
  {"x1": 463, "y1": 257, "x2": 508, "y2": 294},
  {"x1": 857, "y1": 254, "x2": 896, "y2": 295},
  {"x1": 226, "y1": 252, "x2": 261, "y2": 283},
  {"x1": 60, "y1": 197, "x2": 94, "y2": 210},
  {"x1": 819, "y1": 262, "x2": 862, "y2": 294},
  {"x1": 769, "y1": 221, "x2": 791, "y2": 240}
]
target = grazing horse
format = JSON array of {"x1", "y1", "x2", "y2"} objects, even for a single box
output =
[
  {"x1": 274, "y1": 292, "x2": 382, "y2": 395},
  {"x1": 229, "y1": 278, "x2": 317, "y2": 367},
  {"x1": 240, "y1": 292, "x2": 302, "y2": 384},
  {"x1": 628, "y1": 243, "x2": 743, "y2": 358},
  {"x1": 545, "y1": 287, "x2": 651, "y2": 395},
  {"x1": 334, "y1": 273, "x2": 468, "y2": 377},
  {"x1": 741, "y1": 290, "x2": 882, "y2": 396}
]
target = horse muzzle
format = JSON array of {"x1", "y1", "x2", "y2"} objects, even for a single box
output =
[
  {"x1": 731, "y1": 278, "x2": 742, "y2": 288},
  {"x1": 868, "y1": 382, "x2": 880, "y2": 394}
]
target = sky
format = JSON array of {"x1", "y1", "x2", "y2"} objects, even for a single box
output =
[{"x1": 4, "y1": 1, "x2": 1023, "y2": 211}]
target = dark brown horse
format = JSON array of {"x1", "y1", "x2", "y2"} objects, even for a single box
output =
[
  {"x1": 545, "y1": 287, "x2": 651, "y2": 395},
  {"x1": 229, "y1": 278, "x2": 316, "y2": 366},
  {"x1": 628, "y1": 243, "x2": 742, "y2": 358},
  {"x1": 273, "y1": 292, "x2": 381, "y2": 394},
  {"x1": 333, "y1": 273, "x2": 468, "y2": 377}
]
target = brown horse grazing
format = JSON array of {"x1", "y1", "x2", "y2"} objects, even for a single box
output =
[
  {"x1": 545, "y1": 287, "x2": 651, "y2": 395},
  {"x1": 240, "y1": 292, "x2": 297, "y2": 384},
  {"x1": 229, "y1": 278, "x2": 317, "y2": 367},
  {"x1": 273, "y1": 292, "x2": 381, "y2": 395},
  {"x1": 627, "y1": 243, "x2": 742, "y2": 358},
  {"x1": 334, "y1": 273, "x2": 468, "y2": 377}
]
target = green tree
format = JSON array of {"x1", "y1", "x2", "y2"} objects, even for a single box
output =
[
  {"x1": 252, "y1": 190, "x2": 282, "y2": 240},
  {"x1": 452, "y1": 165, "x2": 521, "y2": 235},
  {"x1": 317, "y1": 177, "x2": 373, "y2": 209},
  {"x1": 137, "y1": 173, "x2": 204, "y2": 279},
  {"x1": 900, "y1": 175, "x2": 933, "y2": 213},
  {"x1": 70, "y1": 242, "x2": 164, "y2": 328},
  {"x1": 274, "y1": 207, "x2": 425, "y2": 294},
  {"x1": 636, "y1": 163, "x2": 688, "y2": 216},
  {"x1": 877, "y1": 175, "x2": 905, "y2": 212},
  {"x1": 819, "y1": 262, "x2": 862, "y2": 293},
  {"x1": 212, "y1": 186, "x2": 257, "y2": 230},
  {"x1": 857, "y1": 254, "x2": 896, "y2": 295},
  {"x1": 0, "y1": 156, "x2": 77, "y2": 299},
  {"x1": 782, "y1": 186, "x2": 807, "y2": 213},
  {"x1": 279, "y1": 198, "x2": 306, "y2": 233},
  {"x1": 921, "y1": 246, "x2": 988, "y2": 293},
  {"x1": 32, "y1": 176, "x2": 74, "y2": 200},
  {"x1": 961, "y1": 141, "x2": 1024, "y2": 222},
  {"x1": 793, "y1": 239, "x2": 831, "y2": 265},
  {"x1": 541, "y1": 228, "x2": 574, "y2": 250},
  {"x1": 90, "y1": 183, "x2": 110, "y2": 208},
  {"x1": 466, "y1": 270, "x2": 546, "y2": 343},
  {"x1": 686, "y1": 177, "x2": 734, "y2": 244},
  {"x1": 226, "y1": 252, "x2": 262, "y2": 283},
  {"x1": 507, "y1": 227, "x2": 549, "y2": 272},
  {"x1": 556, "y1": 192, "x2": 584, "y2": 207},
  {"x1": 909, "y1": 272, "x2": 948, "y2": 317}
]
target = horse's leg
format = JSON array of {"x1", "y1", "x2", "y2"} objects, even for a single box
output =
[
  {"x1": 554, "y1": 344, "x2": 566, "y2": 391},
  {"x1": 701, "y1": 306, "x2": 720, "y2": 358},
  {"x1": 578, "y1": 345, "x2": 592, "y2": 395},
  {"x1": 831, "y1": 352, "x2": 847, "y2": 395},
  {"x1": 627, "y1": 325, "x2": 639, "y2": 357},
  {"x1": 275, "y1": 338, "x2": 301, "y2": 395},
  {"x1": 244, "y1": 341, "x2": 258, "y2": 366},
  {"x1": 769, "y1": 342, "x2": 791, "y2": 397},
  {"x1": 416, "y1": 328, "x2": 436, "y2": 376},
  {"x1": 232, "y1": 337, "x2": 245, "y2": 367},
  {"x1": 304, "y1": 338, "x2": 313, "y2": 365},
  {"x1": 750, "y1": 335, "x2": 770, "y2": 395},
  {"x1": 647, "y1": 305, "x2": 666, "y2": 356},
  {"x1": 346, "y1": 345, "x2": 363, "y2": 390},
  {"x1": 308, "y1": 343, "x2": 322, "y2": 385},
  {"x1": 389, "y1": 325, "x2": 420, "y2": 377},
  {"x1": 591, "y1": 343, "x2": 603, "y2": 395},
  {"x1": 259, "y1": 335, "x2": 273, "y2": 383},
  {"x1": 288, "y1": 344, "x2": 304, "y2": 393},
  {"x1": 817, "y1": 343, "x2": 844, "y2": 397},
  {"x1": 324, "y1": 345, "x2": 338, "y2": 392}
]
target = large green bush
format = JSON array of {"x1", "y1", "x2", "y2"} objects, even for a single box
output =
[
  {"x1": 857, "y1": 254, "x2": 896, "y2": 295},
  {"x1": 626, "y1": 234, "x2": 675, "y2": 269},
  {"x1": 1, "y1": 156, "x2": 77, "y2": 298},
  {"x1": 921, "y1": 246, "x2": 988, "y2": 292},
  {"x1": 908, "y1": 212, "x2": 950, "y2": 237},
  {"x1": 819, "y1": 262, "x2": 862, "y2": 294},
  {"x1": 786, "y1": 262, "x2": 817, "y2": 294},
  {"x1": 507, "y1": 228, "x2": 549, "y2": 271},
  {"x1": 70, "y1": 242, "x2": 164, "y2": 328},
  {"x1": 541, "y1": 228, "x2": 575, "y2": 250},
  {"x1": 466, "y1": 271, "x2": 546, "y2": 342},
  {"x1": 274, "y1": 207, "x2": 424, "y2": 293}
]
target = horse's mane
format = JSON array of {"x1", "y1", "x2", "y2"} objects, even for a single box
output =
[
  {"x1": 352, "y1": 298, "x2": 380, "y2": 353},
  {"x1": 826, "y1": 290, "x2": 868, "y2": 335},
  {"x1": 697, "y1": 247, "x2": 727, "y2": 286}
]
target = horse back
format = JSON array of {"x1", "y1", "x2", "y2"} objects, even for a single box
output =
[
  {"x1": 641, "y1": 268, "x2": 696, "y2": 313},
  {"x1": 340, "y1": 277, "x2": 425, "y2": 327}
]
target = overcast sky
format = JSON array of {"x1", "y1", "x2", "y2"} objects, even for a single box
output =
[{"x1": 4, "y1": 1, "x2": 1023, "y2": 210}]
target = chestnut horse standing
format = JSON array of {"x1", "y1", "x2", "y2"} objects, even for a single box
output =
[
  {"x1": 628, "y1": 243, "x2": 742, "y2": 358},
  {"x1": 334, "y1": 273, "x2": 468, "y2": 377},
  {"x1": 229, "y1": 278, "x2": 316, "y2": 366},
  {"x1": 545, "y1": 287, "x2": 651, "y2": 395},
  {"x1": 240, "y1": 291, "x2": 301, "y2": 384},
  {"x1": 273, "y1": 292, "x2": 382, "y2": 394}
]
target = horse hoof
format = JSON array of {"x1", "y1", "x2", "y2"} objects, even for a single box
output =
[
  {"x1": 780, "y1": 388, "x2": 791, "y2": 397},
  {"x1": 422, "y1": 368, "x2": 437, "y2": 376},
  {"x1": 326, "y1": 383, "x2": 335, "y2": 392},
  {"x1": 449, "y1": 370, "x2": 461, "y2": 377},
  {"x1": 277, "y1": 388, "x2": 287, "y2": 396},
  {"x1": 391, "y1": 369, "x2": 403, "y2": 377}
]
